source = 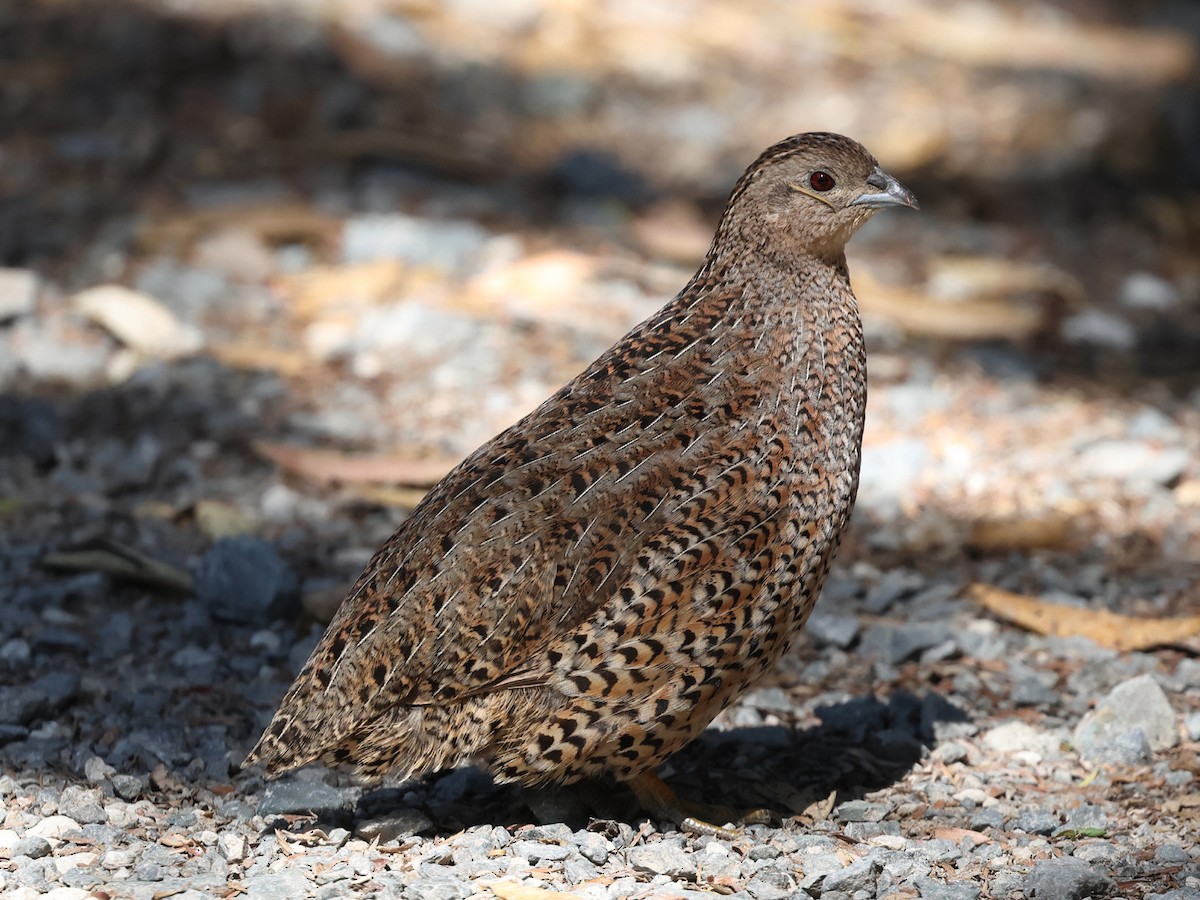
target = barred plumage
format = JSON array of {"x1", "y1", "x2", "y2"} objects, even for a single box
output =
[{"x1": 244, "y1": 132, "x2": 917, "y2": 832}]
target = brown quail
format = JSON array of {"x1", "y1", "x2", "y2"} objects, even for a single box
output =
[{"x1": 244, "y1": 132, "x2": 918, "y2": 834}]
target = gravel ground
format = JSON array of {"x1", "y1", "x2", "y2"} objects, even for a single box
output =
[{"x1": 2, "y1": 1, "x2": 1200, "y2": 898}]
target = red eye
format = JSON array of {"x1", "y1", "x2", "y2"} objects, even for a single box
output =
[{"x1": 809, "y1": 171, "x2": 835, "y2": 192}]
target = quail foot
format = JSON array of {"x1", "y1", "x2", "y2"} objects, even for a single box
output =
[{"x1": 244, "y1": 132, "x2": 918, "y2": 836}]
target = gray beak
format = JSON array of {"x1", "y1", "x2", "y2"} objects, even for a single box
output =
[{"x1": 851, "y1": 167, "x2": 919, "y2": 210}]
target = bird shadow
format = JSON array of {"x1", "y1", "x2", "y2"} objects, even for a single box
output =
[{"x1": 274, "y1": 690, "x2": 970, "y2": 838}]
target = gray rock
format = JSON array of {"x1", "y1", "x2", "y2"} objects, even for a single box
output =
[
  {"x1": 510, "y1": 839, "x2": 572, "y2": 863},
  {"x1": 111, "y1": 774, "x2": 143, "y2": 801},
  {"x1": 258, "y1": 780, "x2": 361, "y2": 817},
  {"x1": 1074, "y1": 674, "x2": 1178, "y2": 764},
  {"x1": 796, "y1": 850, "x2": 844, "y2": 892},
  {"x1": 744, "y1": 686, "x2": 794, "y2": 713},
  {"x1": 1072, "y1": 840, "x2": 1122, "y2": 866},
  {"x1": 862, "y1": 569, "x2": 924, "y2": 614},
  {"x1": 0, "y1": 638, "x2": 32, "y2": 666},
  {"x1": 243, "y1": 870, "x2": 314, "y2": 900},
  {"x1": 406, "y1": 877, "x2": 471, "y2": 900},
  {"x1": 745, "y1": 866, "x2": 797, "y2": 900},
  {"x1": 0, "y1": 268, "x2": 38, "y2": 320},
  {"x1": 574, "y1": 829, "x2": 609, "y2": 864},
  {"x1": 1119, "y1": 272, "x2": 1179, "y2": 310},
  {"x1": 822, "y1": 856, "x2": 880, "y2": 894},
  {"x1": 0, "y1": 672, "x2": 79, "y2": 726},
  {"x1": 748, "y1": 843, "x2": 781, "y2": 860},
  {"x1": 806, "y1": 611, "x2": 861, "y2": 648},
  {"x1": 562, "y1": 856, "x2": 599, "y2": 884},
  {"x1": 522, "y1": 823, "x2": 574, "y2": 842},
  {"x1": 193, "y1": 537, "x2": 299, "y2": 625},
  {"x1": 522, "y1": 75, "x2": 596, "y2": 119},
  {"x1": 1154, "y1": 844, "x2": 1190, "y2": 864},
  {"x1": 932, "y1": 742, "x2": 968, "y2": 764},
  {"x1": 834, "y1": 800, "x2": 890, "y2": 823},
  {"x1": 1015, "y1": 808, "x2": 1060, "y2": 835},
  {"x1": 58, "y1": 786, "x2": 107, "y2": 825},
  {"x1": 860, "y1": 622, "x2": 954, "y2": 665},
  {"x1": 218, "y1": 833, "x2": 246, "y2": 862},
  {"x1": 983, "y1": 721, "x2": 1061, "y2": 757},
  {"x1": 919, "y1": 839, "x2": 962, "y2": 864},
  {"x1": 1075, "y1": 439, "x2": 1189, "y2": 486},
  {"x1": 1011, "y1": 674, "x2": 1060, "y2": 707},
  {"x1": 969, "y1": 808, "x2": 1005, "y2": 831},
  {"x1": 1023, "y1": 856, "x2": 1115, "y2": 899},
  {"x1": 914, "y1": 877, "x2": 981, "y2": 899},
  {"x1": 1060, "y1": 310, "x2": 1135, "y2": 350},
  {"x1": 6, "y1": 315, "x2": 113, "y2": 385},
  {"x1": 0, "y1": 395, "x2": 61, "y2": 463},
  {"x1": 12, "y1": 836, "x2": 51, "y2": 859},
  {"x1": 1184, "y1": 712, "x2": 1200, "y2": 742},
  {"x1": 524, "y1": 787, "x2": 590, "y2": 828},
  {"x1": 450, "y1": 826, "x2": 495, "y2": 856},
  {"x1": 627, "y1": 841, "x2": 695, "y2": 879},
  {"x1": 341, "y1": 214, "x2": 488, "y2": 272},
  {"x1": 0, "y1": 726, "x2": 29, "y2": 747},
  {"x1": 353, "y1": 807, "x2": 432, "y2": 842},
  {"x1": 858, "y1": 439, "x2": 930, "y2": 509}
]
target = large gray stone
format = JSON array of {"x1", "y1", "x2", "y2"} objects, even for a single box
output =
[
  {"x1": 822, "y1": 856, "x2": 880, "y2": 894},
  {"x1": 626, "y1": 841, "x2": 695, "y2": 879},
  {"x1": 193, "y1": 536, "x2": 299, "y2": 625},
  {"x1": 1023, "y1": 856, "x2": 1114, "y2": 899},
  {"x1": 0, "y1": 673, "x2": 79, "y2": 726},
  {"x1": 57, "y1": 786, "x2": 107, "y2": 825},
  {"x1": 914, "y1": 878, "x2": 981, "y2": 900},
  {"x1": 243, "y1": 870, "x2": 314, "y2": 900},
  {"x1": 257, "y1": 780, "x2": 360, "y2": 816},
  {"x1": 1074, "y1": 674, "x2": 1177, "y2": 764}
]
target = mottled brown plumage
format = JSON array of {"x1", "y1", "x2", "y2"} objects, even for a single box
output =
[{"x1": 245, "y1": 132, "x2": 917, "y2": 830}]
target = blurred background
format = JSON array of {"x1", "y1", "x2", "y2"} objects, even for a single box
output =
[{"x1": 1, "y1": 0, "x2": 1198, "y2": 628}]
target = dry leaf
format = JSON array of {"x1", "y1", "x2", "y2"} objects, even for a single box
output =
[
  {"x1": 926, "y1": 256, "x2": 1085, "y2": 309},
  {"x1": 966, "y1": 512, "x2": 1074, "y2": 552},
  {"x1": 41, "y1": 539, "x2": 194, "y2": 594},
  {"x1": 802, "y1": 790, "x2": 838, "y2": 822},
  {"x1": 1162, "y1": 794, "x2": 1200, "y2": 815},
  {"x1": 277, "y1": 259, "x2": 408, "y2": 319},
  {"x1": 931, "y1": 827, "x2": 989, "y2": 846},
  {"x1": 150, "y1": 763, "x2": 184, "y2": 793},
  {"x1": 141, "y1": 203, "x2": 339, "y2": 255},
  {"x1": 969, "y1": 583, "x2": 1200, "y2": 652},
  {"x1": 890, "y1": 10, "x2": 1194, "y2": 85},
  {"x1": 255, "y1": 441, "x2": 459, "y2": 486},
  {"x1": 489, "y1": 880, "x2": 585, "y2": 900},
  {"x1": 207, "y1": 341, "x2": 314, "y2": 379},
  {"x1": 855, "y1": 272, "x2": 1048, "y2": 341},
  {"x1": 193, "y1": 500, "x2": 258, "y2": 539},
  {"x1": 463, "y1": 250, "x2": 597, "y2": 323}
]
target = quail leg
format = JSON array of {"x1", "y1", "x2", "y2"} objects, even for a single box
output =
[{"x1": 627, "y1": 771, "x2": 776, "y2": 839}]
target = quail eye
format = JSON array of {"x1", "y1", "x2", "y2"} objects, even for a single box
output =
[{"x1": 809, "y1": 171, "x2": 835, "y2": 192}]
